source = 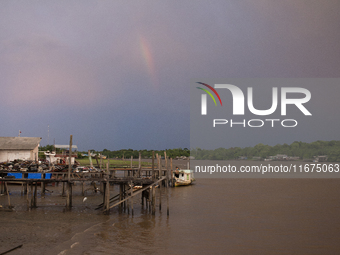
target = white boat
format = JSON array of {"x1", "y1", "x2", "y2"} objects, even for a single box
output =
[{"x1": 172, "y1": 169, "x2": 195, "y2": 187}]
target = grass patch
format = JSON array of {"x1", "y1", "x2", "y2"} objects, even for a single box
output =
[{"x1": 76, "y1": 158, "x2": 151, "y2": 168}]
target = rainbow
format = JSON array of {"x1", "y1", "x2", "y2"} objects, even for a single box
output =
[{"x1": 139, "y1": 35, "x2": 158, "y2": 88}]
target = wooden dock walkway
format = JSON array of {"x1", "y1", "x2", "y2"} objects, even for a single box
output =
[{"x1": 0, "y1": 160, "x2": 173, "y2": 215}]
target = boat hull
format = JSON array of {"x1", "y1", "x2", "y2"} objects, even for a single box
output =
[{"x1": 174, "y1": 179, "x2": 195, "y2": 187}]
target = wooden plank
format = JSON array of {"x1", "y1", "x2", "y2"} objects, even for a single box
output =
[{"x1": 109, "y1": 178, "x2": 165, "y2": 209}]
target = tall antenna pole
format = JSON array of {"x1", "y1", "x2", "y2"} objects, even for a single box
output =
[{"x1": 48, "y1": 125, "x2": 50, "y2": 145}]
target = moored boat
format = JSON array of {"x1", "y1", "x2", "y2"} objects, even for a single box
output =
[{"x1": 173, "y1": 169, "x2": 195, "y2": 187}]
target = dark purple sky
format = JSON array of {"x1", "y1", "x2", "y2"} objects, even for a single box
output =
[{"x1": 1, "y1": 1, "x2": 340, "y2": 151}]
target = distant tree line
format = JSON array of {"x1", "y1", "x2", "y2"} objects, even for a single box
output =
[
  {"x1": 191, "y1": 140, "x2": 340, "y2": 161},
  {"x1": 39, "y1": 144, "x2": 58, "y2": 152},
  {"x1": 40, "y1": 140, "x2": 340, "y2": 161},
  {"x1": 39, "y1": 146, "x2": 190, "y2": 159},
  {"x1": 87, "y1": 148, "x2": 190, "y2": 159}
]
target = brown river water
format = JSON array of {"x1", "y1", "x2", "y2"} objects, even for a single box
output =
[{"x1": 1, "y1": 162, "x2": 340, "y2": 254}]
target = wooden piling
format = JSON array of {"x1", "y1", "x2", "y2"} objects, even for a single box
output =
[
  {"x1": 41, "y1": 173, "x2": 45, "y2": 196},
  {"x1": 68, "y1": 182, "x2": 72, "y2": 207},
  {"x1": 100, "y1": 153, "x2": 102, "y2": 170},
  {"x1": 159, "y1": 181, "x2": 162, "y2": 211},
  {"x1": 88, "y1": 150, "x2": 93, "y2": 168},
  {"x1": 68, "y1": 135, "x2": 72, "y2": 181},
  {"x1": 130, "y1": 156, "x2": 133, "y2": 171},
  {"x1": 130, "y1": 181, "x2": 134, "y2": 216},
  {"x1": 104, "y1": 162, "x2": 110, "y2": 214},
  {"x1": 123, "y1": 185, "x2": 126, "y2": 213},
  {"x1": 166, "y1": 157, "x2": 169, "y2": 216},
  {"x1": 158, "y1": 157, "x2": 161, "y2": 181},
  {"x1": 138, "y1": 152, "x2": 141, "y2": 178},
  {"x1": 3, "y1": 181, "x2": 6, "y2": 194},
  {"x1": 170, "y1": 158, "x2": 173, "y2": 187},
  {"x1": 62, "y1": 182, "x2": 65, "y2": 196},
  {"x1": 5, "y1": 182, "x2": 11, "y2": 208},
  {"x1": 164, "y1": 152, "x2": 167, "y2": 184},
  {"x1": 30, "y1": 182, "x2": 33, "y2": 208},
  {"x1": 156, "y1": 154, "x2": 159, "y2": 178},
  {"x1": 95, "y1": 154, "x2": 99, "y2": 168},
  {"x1": 33, "y1": 182, "x2": 38, "y2": 208},
  {"x1": 152, "y1": 185, "x2": 156, "y2": 215},
  {"x1": 26, "y1": 183, "x2": 30, "y2": 210},
  {"x1": 21, "y1": 182, "x2": 24, "y2": 196},
  {"x1": 82, "y1": 181, "x2": 85, "y2": 196},
  {"x1": 30, "y1": 182, "x2": 34, "y2": 208},
  {"x1": 111, "y1": 160, "x2": 116, "y2": 178},
  {"x1": 152, "y1": 151, "x2": 155, "y2": 180},
  {"x1": 119, "y1": 184, "x2": 123, "y2": 213},
  {"x1": 100, "y1": 173, "x2": 104, "y2": 193},
  {"x1": 148, "y1": 185, "x2": 152, "y2": 212},
  {"x1": 127, "y1": 185, "x2": 130, "y2": 214},
  {"x1": 66, "y1": 135, "x2": 73, "y2": 209},
  {"x1": 141, "y1": 189, "x2": 145, "y2": 207}
]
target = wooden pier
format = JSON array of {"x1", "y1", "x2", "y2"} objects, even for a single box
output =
[
  {"x1": 0, "y1": 157, "x2": 174, "y2": 216},
  {"x1": 0, "y1": 135, "x2": 182, "y2": 215}
]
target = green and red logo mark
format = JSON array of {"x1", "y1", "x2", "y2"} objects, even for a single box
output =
[
  {"x1": 196, "y1": 82, "x2": 223, "y2": 106},
  {"x1": 196, "y1": 82, "x2": 222, "y2": 115}
]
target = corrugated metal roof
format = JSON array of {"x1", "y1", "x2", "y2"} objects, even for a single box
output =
[
  {"x1": 55, "y1": 145, "x2": 78, "y2": 150},
  {"x1": 0, "y1": 137, "x2": 41, "y2": 150}
]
